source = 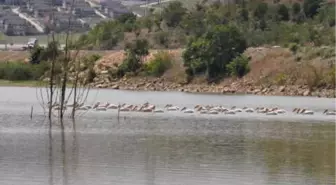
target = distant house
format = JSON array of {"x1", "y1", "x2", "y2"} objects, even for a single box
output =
[
  {"x1": 0, "y1": 10, "x2": 27, "y2": 36},
  {"x1": 44, "y1": 13, "x2": 88, "y2": 32},
  {"x1": 3, "y1": 18, "x2": 27, "y2": 35},
  {"x1": 101, "y1": 1, "x2": 130, "y2": 18},
  {"x1": 31, "y1": 4, "x2": 54, "y2": 17},
  {"x1": 2, "y1": 0, "x2": 24, "y2": 5},
  {"x1": 73, "y1": 7, "x2": 96, "y2": 17}
]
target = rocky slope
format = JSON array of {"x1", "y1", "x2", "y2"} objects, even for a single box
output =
[{"x1": 88, "y1": 46, "x2": 335, "y2": 98}]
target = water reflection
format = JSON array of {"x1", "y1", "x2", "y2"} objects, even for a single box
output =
[
  {"x1": 0, "y1": 117, "x2": 334, "y2": 185},
  {"x1": 61, "y1": 122, "x2": 68, "y2": 185},
  {"x1": 255, "y1": 124, "x2": 335, "y2": 185},
  {"x1": 48, "y1": 122, "x2": 53, "y2": 185}
]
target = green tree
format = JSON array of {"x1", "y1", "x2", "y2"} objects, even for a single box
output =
[
  {"x1": 277, "y1": 4, "x2": 289, "y2": 21},
  {"x1": 239, "y1": 7, "x2": 249, "y2": 22},
  {"x1": 183, "y1": 25, "x2": 247, "y2": 81},
  {"x1": 77, "y1": 21, "x2": 124, "y2": 49},
  {"x1": 29, "y1": 41, "x2": 61, "y2": 64},
  {"x1": 118, "y1": 39, "x2": 149, "y2": 76},
  {"x1": 253, "y1": 2, "x2": 268, "y2": 20},
  {"x1": 162, "y1": 1, "x2": 187, "y2": 27},
  {"x1": 316, "y1": 4, "x2": 335, "y2": 27},
  {"x1": 291, "y1": 2, "x2": 303, "y2": 22},
  {"x1": 226, "y1": 54, "x2": 250, "y2": 77},
  {"x1": 181, "y1": 10, "x2": 206, "y2": 36},
  {"x1": 303, "y1": 0, "x2": 323, "y2": 18},
  {"x1": 116, "y1": 13, "x2": 137, "y2": 24},
  {"x1": 292, "y1": 2, "x2": 301, "y2": 15}
]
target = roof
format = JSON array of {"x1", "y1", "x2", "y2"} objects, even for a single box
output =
[
  {"x1": 103, "y1": 1, "x2": 129, "y2": 14},
  {"x1": 4, "y1": 18, "x2": 26, "y2": 25}
]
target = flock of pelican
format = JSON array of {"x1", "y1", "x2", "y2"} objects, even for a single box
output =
[{"x1": 50, "y1": 102, "x2": 336, "y2": 116}]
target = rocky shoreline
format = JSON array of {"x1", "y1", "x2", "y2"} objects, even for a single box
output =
[
  {"x1": 73, "y1": 47, "x2": 335, "y2": 98},
  {"x1": 91, "y1": 77, "x2": 336, "y2": 98}
]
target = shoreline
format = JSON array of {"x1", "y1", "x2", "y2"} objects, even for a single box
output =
[
  {"x1": 0, "y1": 80, "x2": 46, "y2": 87},
  {"x1": 96, "y1": 78, "x2": 336, "y2": 98},
  {"x1": 1, "y1": 78, "x2": 334, "y2": 98}
]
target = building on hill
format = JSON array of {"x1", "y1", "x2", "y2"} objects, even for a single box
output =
[
  {"x1": 43, "y1": 13, "x2": 89, "y2": 33},
  {"x1": 72, "y1": 7, "x2": 96, "y2": 18},
  {"x1": 0, "y1": 10, "x2": 28, "y2": 36},
  {"x1": 32, "y1": 4, "x2": 54, "y2": 18},
  {"x1": 100, "y1": 1, "x2": 130, "y2": 18},
  {"x1": 3, "y1": 17, "x2": 27, "y2": 35},
  {"x1": 0, "y1": 0, "x2": 25, "y2": 5}
]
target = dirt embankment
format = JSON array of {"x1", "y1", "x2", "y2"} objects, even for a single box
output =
[
  {"x1": 91, "y1": 46, "x2": 336, "y2": 98},
  {"x1": 1, "y1": 46, "x2": 334, "y2": 98}
]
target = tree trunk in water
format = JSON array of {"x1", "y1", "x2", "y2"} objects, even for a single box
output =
[
  {"x1": 48, "y1": 33, "x2": 56, "y2": 120},
  {"x1": 71, "y1": 76, "x2": 78, "y2": 119}
]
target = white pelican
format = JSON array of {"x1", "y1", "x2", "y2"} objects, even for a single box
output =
[
  {"x1": 208, "y1": 110, "x2": 219, "y2": 114},
  {"x1": 96, "y1": 102, "x2": 109, "y2": 111},
  {"x1": 244, "y1": 108, "x2": 254, "y2": 113},
  {"x1": 266, "y1": 111, "x2": 278, "y2": 115},
  {"x1": 224, "y1": 110, "x2": 236, "y2": 115},
  {"x1": 167, "y1": 106, "x2": 179, "y2": 111},
  {"x1": 107, "y1": 104, "x2": 119, "y2": 109},
  {"x1": 93, "y1": 102, "x2": 100, "y2": 109},
  {"x1": 153, "y1": 108, "x2": 164, "y2": 113},
  {"x1": 231, "y1": 106, "x2": 243, "y2": 112},
  {"x1": 294, "y1": 108, "x2": 314, "y2": 115},
  {"x1": 210, "y1": 106, "x2": 222, "y2": 112},
  {"x1": 119, "y1": 107, "x2": 131, "y2": 112},
  {"x1": 257, "y1": 107, "x2": 269, "y2": 113},
  {"x1": 76, "y1": 105, "x2": 90, "y2": 111},
  {"x1": 323, "y1": 109, "x2": 336, "y2": 115},
  {"x1": 275, "y1": 109, "x2": 286, "y2": 114},
  {"x1": 141, "y1": 104, "x2": 155, "y2": 112},
  {"x1": 96, "y1": 106, "x2": 107, "y2": 111},
  {"x1": 181, "y1": 107, "x2": 194, "y2": 113},
  {"x1": 220, "y1": 107, "x2": 229, "y2": 112},
  {"x1": 53, "y1": 106, "x2": 66, "y2": 110}
]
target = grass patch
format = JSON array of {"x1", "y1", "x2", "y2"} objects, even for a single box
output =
[
  {"x1": 0, "y1": 62, "x2": 49, "y2": 81},
  {"x1": 0, "y1": 80, "x2": 46, "y2": 87}
]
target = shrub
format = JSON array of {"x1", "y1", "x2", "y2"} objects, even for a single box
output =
[
  {"x1": 117, "y1": 39, "x2": 149, "y2": 77},
  {"x1": 274, "y1": 73, "x2": 287, "y2": 85},
  {"x1": 325, "y1": 65, "x2": 335, "y2": 88},
  {"x1": 305, "y1": 64, "x2": 324, "y2": 90},
  {"x1": 144, "y1": 51, "x2": 172, "y2": 77},
  {"x1": 81, "y1": 54, "x2": 101, "y2": 71},
  {"x1": 0, "y1": 62, "x2": 48, "y2": 81},
  {"x1": 154, "y1": 31, "x2": 170, "y2": 48},
  {"x1": 289, "y1": 43, "x2": 299, "y2": 54},
  {"x1": 226, "y1": 55, "x2": 250, "y2": 78}
]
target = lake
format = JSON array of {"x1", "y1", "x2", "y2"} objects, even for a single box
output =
[{"x1": 0, "y1": 87, "x2": 335, "y2": 185}]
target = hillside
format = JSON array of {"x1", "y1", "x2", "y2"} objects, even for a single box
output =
[{"x1": 90, "y1": 46, "x2": 335, "y2": 97}]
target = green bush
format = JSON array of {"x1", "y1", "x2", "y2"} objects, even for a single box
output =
[
  {"x1": 0, "y1": 62, "x2": 48, "y2": 81},
  {"x1": 144, "y1": 51, "x2": 172, "y2": 77},
  {"x1": 289, "y1": 43, "x2": 299, "y2": 54},
  {"x1": 153, "y1": 31, "x2": 170, "y2": 48},
  {"x1": 226, "y1": 55, "x2": 250, "y2": 78}
]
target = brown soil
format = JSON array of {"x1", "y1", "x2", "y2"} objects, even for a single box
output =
[
  {"x1": 0, "y1": 51, "x2": 30, "y2": 62},
  {"x1": 1, "y1": 46, "x2": 335, "y2": 97},
  {"x1": 92, "y1": 46, "x2": 335, "y2": 97}
]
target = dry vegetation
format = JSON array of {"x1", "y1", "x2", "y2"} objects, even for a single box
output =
[
  {"x1": 224, "y1": 47, "x2": 336, "y2": 89},
  {"x1": 1, "y1": 45, "x2": 334, "y2": 94},
  {"x1": 93, "y1": 46, "x2": 335, "y2": 90}
]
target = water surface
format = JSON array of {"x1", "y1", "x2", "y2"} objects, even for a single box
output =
[{"x1": 0, "y1": 87, "x2": 335, "y2": 185}]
